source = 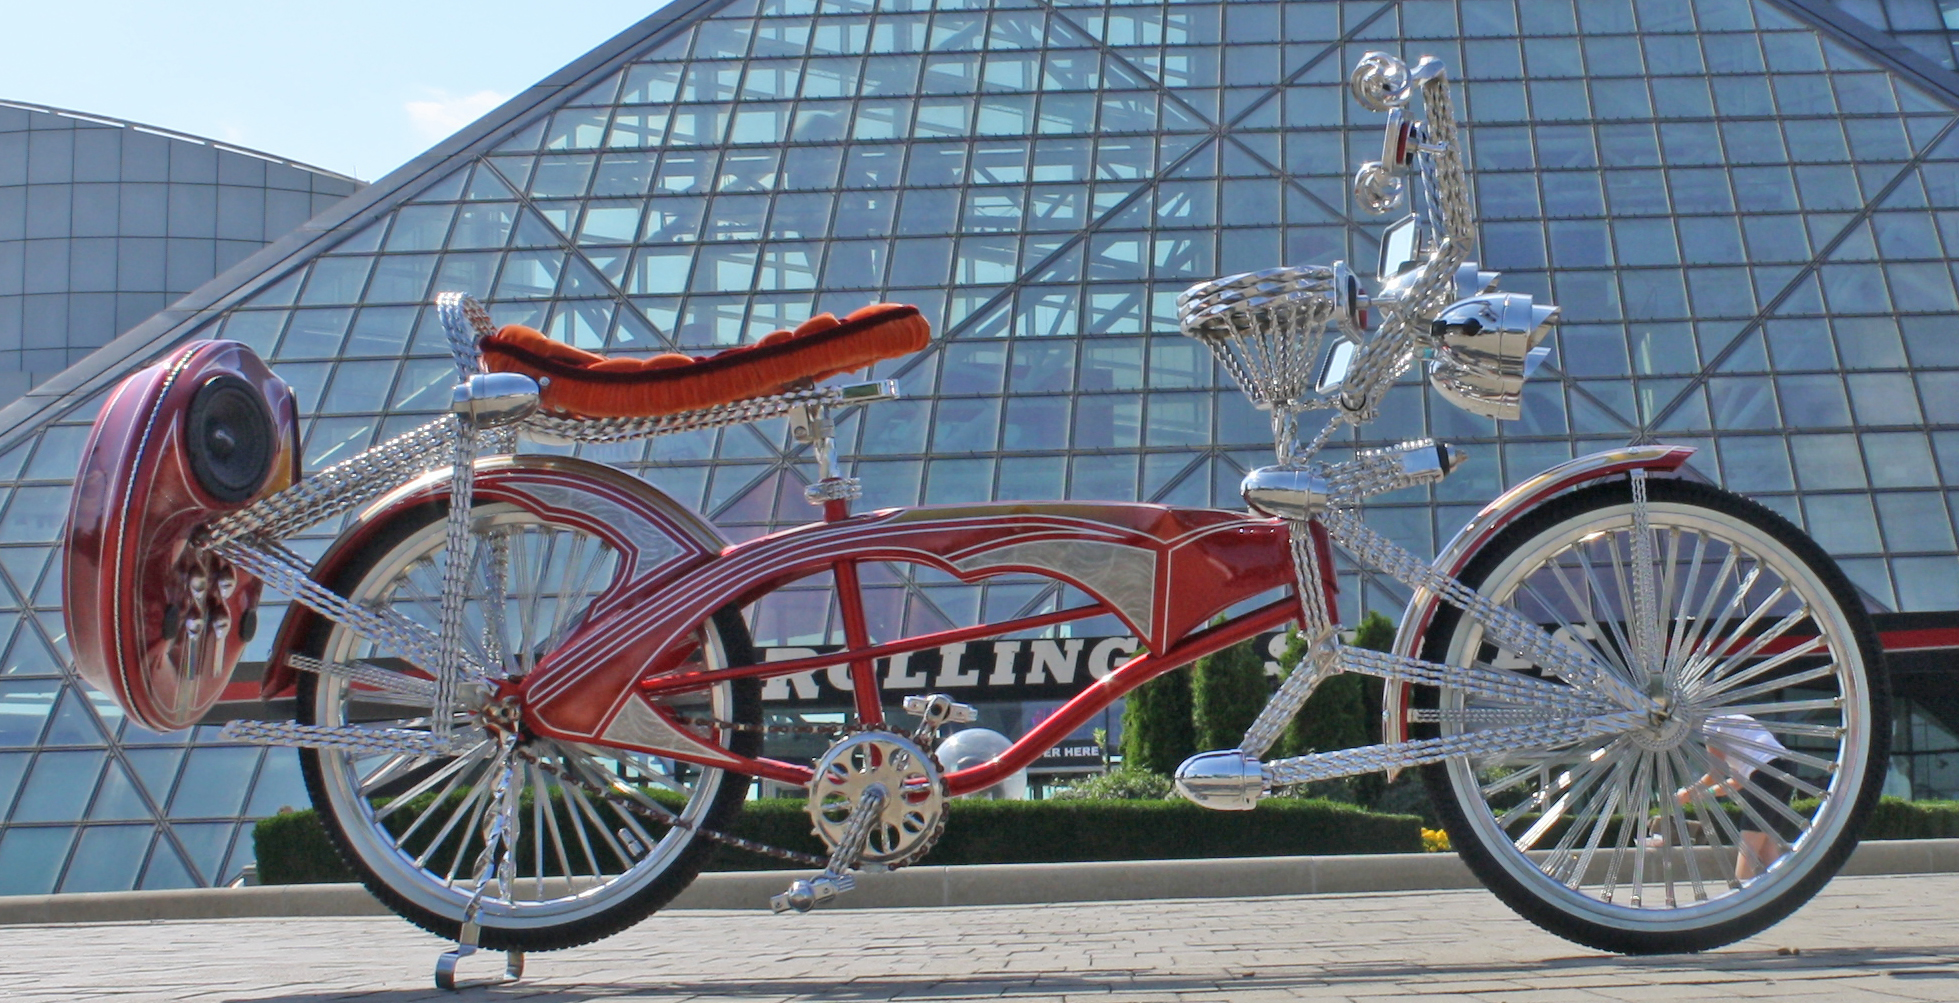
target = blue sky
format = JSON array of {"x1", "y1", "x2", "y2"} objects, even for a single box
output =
[{"x1": 0, "y1": 2, "x2": 667, "y2": 182}]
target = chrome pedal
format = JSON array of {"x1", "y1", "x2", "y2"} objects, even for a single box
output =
[
  {"x1": 904, "y1": 693, "x2": 977, "y2": 745},
  {"x1": 770, "y1": 873, "x2": 857, "y2": 914}
]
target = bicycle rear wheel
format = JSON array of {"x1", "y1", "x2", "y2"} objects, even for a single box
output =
[
  {"x1": 1417, "y1": 478, "x2": 1888, "y2": 954},
  {"x1": 296, "y1": 495, "x2": 759, "y2": 952}
]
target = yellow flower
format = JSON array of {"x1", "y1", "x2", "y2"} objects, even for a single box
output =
[{"x1": 1421, "y1": 827, "x2": 1452, "y2": 853}]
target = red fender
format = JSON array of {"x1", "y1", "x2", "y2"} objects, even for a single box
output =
[
  {"x1": 1381, "y1": 445, "x2": 1696, "y2": 752},
  {"x1": 261, "y1": 454, "x2": 725, "y2": 701}
]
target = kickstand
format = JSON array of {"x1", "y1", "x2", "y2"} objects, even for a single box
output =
[
  {"x1": 436, "y1": 736, "x2": 526, "y2": 990},
  {"x1": 435, "y1": 921, "x2": 525, "y2": 990}
]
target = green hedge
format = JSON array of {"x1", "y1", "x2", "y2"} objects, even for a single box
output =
[
  {"x1": 255, "y1": 796, "x2": 1421, "y2": 885},
  {"x1": 1865, "y1": 798, "x2": 1959, "y2": 839},
  {"x1": 256, "y1": 795, "x2": 1959, "y2": 886}
]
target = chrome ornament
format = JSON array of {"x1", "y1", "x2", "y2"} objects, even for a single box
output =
[
  {"x1": 1427, "y1": 292, "x2": 1560, "y2": 421},
  {"x1": 1240, "y1": 466, "x2": 1332, "y2": 521},
  {"x1": 1352, "y1": 161, "x2": 1406, "y2": 214},
  {"x1": 1174, "y1": 750, "x2": 1269, "y2": 811},
  {"x1": 450, "y1": 372, "x2": 540, "y2": 428},
  {"x1": 1349, "y1": 50, "x2": 1414, "y2": 112}
]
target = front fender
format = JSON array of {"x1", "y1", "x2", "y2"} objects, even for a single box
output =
[{"x1": 1380, "y1": 444, "x2": 1695, "y2": 752}]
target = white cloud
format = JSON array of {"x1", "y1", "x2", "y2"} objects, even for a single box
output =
[{"x1": 404, "y1": 90, "x2": 508, "y2": 141}]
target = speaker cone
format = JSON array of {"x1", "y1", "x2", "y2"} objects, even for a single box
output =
[{"x1": 185, "y1": 374, "x2": 275, "y2": 504}]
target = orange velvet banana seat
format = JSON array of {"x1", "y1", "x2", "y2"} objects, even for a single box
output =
[{"x1": 480, "y1": 303, "x2": 930, "y2": 419}]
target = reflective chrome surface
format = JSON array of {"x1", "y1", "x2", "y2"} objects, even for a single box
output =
[
  {"x1": 450, "y1": 372, "x2": 540, "y2": 429},
  {"x1": 1240, "y1": 466, "x2": 1332, "y2": 521},
  {"x1": 1174, "y1": 750, "x2": 1269, "y2": 811},
  {"x1": 1427, "y1": 292, "x2": 1560, "y2": 421}
]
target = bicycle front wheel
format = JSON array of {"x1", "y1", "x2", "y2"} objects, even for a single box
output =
[
  {"x1": 295, "y1": 495, "x2": 759, "y2": 952},
  {"x1": 1418, "y1": 477, "x2": 1888, "y2": 954}
]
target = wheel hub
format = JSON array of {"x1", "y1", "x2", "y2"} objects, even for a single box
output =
[
  {"x1": 477, "y1": 695, "x2": 522, "y2": 734},
  {"x1": 1631, "y1": 694, "x2": 1695, "y2": 752},
  {"x1": 807, "y1": 731, "x2": 947, "y2": 868}
]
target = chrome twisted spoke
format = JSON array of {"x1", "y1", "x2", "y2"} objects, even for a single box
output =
[
  {"x1": 1626, "y1": 471, "x2": 1663, "y2": 681},
  {"x1": 1424, "y1": 480, "x2": 1881, "y2": 951},
  {"x1": 300, "y1": 499, "x2": 751, "y2": 947}
]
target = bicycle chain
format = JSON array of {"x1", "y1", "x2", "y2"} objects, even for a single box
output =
[
  {"x1": 671, "y1": 716, "x2": 871, "y2": 737},
  {"x1": 513, "y1": 746, "x2": 829, "y2": 868},
  {"x1": 510, "y1": 713, "x2": 908, "y2": 869}
]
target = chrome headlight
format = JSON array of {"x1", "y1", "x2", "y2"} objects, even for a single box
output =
[{"x1": 1427, "y1": 292, "x2": 1558, "y2": 421}]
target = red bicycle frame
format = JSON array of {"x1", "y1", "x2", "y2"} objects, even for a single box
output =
[{"x1": 266, "y1": 455, "x2": 1337, "y2": 796}]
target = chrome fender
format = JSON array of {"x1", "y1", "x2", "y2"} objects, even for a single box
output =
[{"x1": 1380, "y1": 445, "x2": 1695, "y2": 759}]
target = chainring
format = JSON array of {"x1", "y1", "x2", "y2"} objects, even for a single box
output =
[{"x1": 807, "y1": 731, "x2": 948, "y2": 868}]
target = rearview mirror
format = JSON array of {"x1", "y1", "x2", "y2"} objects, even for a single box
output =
[
  {"x1": 1317, "y1": 340, "x2": 1358, "y2": 395},
  {"x1": 1378, "y1": 215, "x2": 1422, "y2": 277}
]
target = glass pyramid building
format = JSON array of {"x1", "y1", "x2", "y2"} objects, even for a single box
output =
[
  {"x1": 1817, "y1": 0, "x2": 1959, "y2": 71},
  {"x1": 2, "y1": 0, "x2": 1958, "y2": 892}
]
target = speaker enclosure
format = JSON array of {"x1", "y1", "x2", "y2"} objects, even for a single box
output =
[{"x1": 63, "y1": 341, "x2": 299, "y2": 732}]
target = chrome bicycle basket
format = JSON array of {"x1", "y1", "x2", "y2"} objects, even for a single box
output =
[{"x1": 1176, "y1": 265, "x2": 1342, "y2": 415}]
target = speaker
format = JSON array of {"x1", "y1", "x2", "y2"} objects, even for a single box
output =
[{"x1": 184, "y1": 373, "x2": 276, "y2": 503}]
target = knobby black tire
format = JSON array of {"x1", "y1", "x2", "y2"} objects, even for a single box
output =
[
  {"x1": 295, "y1": 497, "x2": 762, "y2": 953},
  {"x1": 1416, "y1": 478, "x2": 1889, "y2": 954}
]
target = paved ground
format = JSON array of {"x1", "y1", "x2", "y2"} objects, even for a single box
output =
[{"x1": 3, "y1": 873, "x2": 1957, "y2": 1002}]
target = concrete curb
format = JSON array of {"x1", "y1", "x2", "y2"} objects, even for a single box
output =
[{"x1": 4, "y1": 838, "x2": 1954, "y2": 925}]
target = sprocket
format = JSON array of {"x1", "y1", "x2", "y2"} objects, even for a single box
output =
[{"x1": 806, "y1": 731, "x2": 947, "y2": 868}]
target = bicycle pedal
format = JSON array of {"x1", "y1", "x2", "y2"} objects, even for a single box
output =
[
  {"x1": 769, "y1": 873, "x2": 856, "y2": 914},
  {"x1": 903, "y1": 694, "x2": 978, "y2": 723}
]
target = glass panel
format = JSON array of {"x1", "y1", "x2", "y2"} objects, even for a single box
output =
[
  {"x1": 166, "y1": 747, "x2": 262, "y2": 819},
  {"x1": 59, "y1": 825, "x2": 152, "y2": 893},
  {"x1": 11, "y1": 750, "x2": 106, "y2": 822},
  {"x1": 1789, "y1": 434, "x2": 1865, "y2": 490},
  {"x1": 0, "y1": 826, "x2": 74, "y2": 895}
]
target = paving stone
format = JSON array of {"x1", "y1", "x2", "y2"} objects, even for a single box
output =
[{"x1": 2, "y1": 874, "x2": 1958, "y2": 1001}]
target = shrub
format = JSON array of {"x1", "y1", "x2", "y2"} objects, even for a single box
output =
[
  {"x1": 1049, "y1": 767, "x2": 1176, "y2": 800},
  {"x1": 254, "y1": 808, "x2": 349, "y2": 885},
  {"x1": 1121, "y1": 664, "x2": 1195, "y2": 775},
  {"x1": 256, "y1": 796, "x2": 1425, "y2": 881},
  {"x1": 259, "y1": 795, "x2": 1959, "y2": 884},
  {"x1": 1192, "y1": 638, "x2": 1269, "y2": 752}
]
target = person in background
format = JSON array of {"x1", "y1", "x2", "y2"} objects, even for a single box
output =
[{"x1": 1677, "y1": 713, "x2": 1798, "y2": 882}]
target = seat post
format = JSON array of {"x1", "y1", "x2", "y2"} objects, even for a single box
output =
[{"x1": 790, "y1": 400, "x2": 860, "y2": 522}]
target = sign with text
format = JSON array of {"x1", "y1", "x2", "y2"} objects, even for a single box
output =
[
  {"x1": 757, "y1": 632, "x2": 1293, "y2": 706},
  {"x1": 1030, "y1": 738, "x2": 1106, "y2": 773}
]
